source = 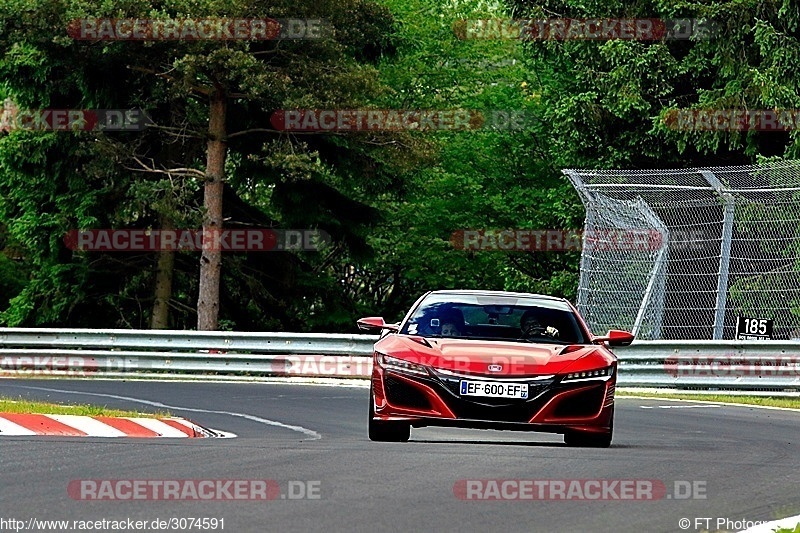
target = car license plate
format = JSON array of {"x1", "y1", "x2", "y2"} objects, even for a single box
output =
[{"x1": 459, "y1": 380, "x2": 528, "y2": 399}]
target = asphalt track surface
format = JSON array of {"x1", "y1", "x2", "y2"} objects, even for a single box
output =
[{"x1": 0, "y1": 379, "x2": 798, "y2": 533}]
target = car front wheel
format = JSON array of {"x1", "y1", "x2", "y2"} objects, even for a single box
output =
[
  {"x1": 368, "y1": 390, "x2": 410, "y2": 442},
  {"x1": 564, "y1": 408, "x2": 613, "y2": 448}
]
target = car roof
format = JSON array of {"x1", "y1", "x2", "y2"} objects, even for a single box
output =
[{"x1": 427, "y1": 290, "x2": 570, "y2": 304}]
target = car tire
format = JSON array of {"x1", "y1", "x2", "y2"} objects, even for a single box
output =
[
  {"x1": 368, "y1": 389, "x2": 410, "y2": 442},
  {"x1": 564, "y1": 408, "x2": 613, "y2": 448}
]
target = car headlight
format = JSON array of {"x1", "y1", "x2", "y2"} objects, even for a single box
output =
[
  {"x1": 562, "y1": 365, "x2": 615, "y2": 381},
  {"x1": 378, "y1": 353, "x2": 429, "y2": 376}
]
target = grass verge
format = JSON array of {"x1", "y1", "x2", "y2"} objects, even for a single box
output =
[
  {"x1": 617, "y1": 390, "x2": 800, "y2": 409},
  {"x1": 0, "y1": 396, "x2": 169, "y2": 417}
]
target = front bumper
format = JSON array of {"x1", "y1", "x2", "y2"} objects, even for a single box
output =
[{"x1": 372, "y1": 365, "x2": 615, "y2": 434}]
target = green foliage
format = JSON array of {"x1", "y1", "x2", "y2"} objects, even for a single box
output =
[
  {"x1": 1, "y1": 0, "x2": 798, "y2": 330},
  {"x1": 334, "y1": 0, "x2": 583, "y2": 323},
  {"x1": 0, "y1": 253, "x2": 26, "y2": 311},
  {"x1": 0, "y1": 0, "x2": 416, "y2": 330},
  {"x1": 506, "y1": 0, "x2": 800, "y2": 164}
]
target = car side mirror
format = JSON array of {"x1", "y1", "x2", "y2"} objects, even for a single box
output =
[
  {"x1": 357, "y1": 317, "x2": 400, "y2": 333},
  {"x1": 593, "y1": 329, "x2": 634, "y2": 347}
]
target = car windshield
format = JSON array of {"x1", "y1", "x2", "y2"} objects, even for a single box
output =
[{"x1": 400, "y1": 293, "x2": 588, "y2": 344}]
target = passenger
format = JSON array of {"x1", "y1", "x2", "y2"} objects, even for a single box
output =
[{"x1": 520, "y1": 309, "x2": 559, "y2": 339}]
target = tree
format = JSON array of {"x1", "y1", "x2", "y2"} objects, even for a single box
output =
[
  {"x1": 327, "y1": 0, "x2": 583, "y2": 323},
  {"x1": 503, "y1": 0, "x2": 800, "y2": 165},
  {"x1": 0, "y1": 0, "x2": 409, "y2": 330}
]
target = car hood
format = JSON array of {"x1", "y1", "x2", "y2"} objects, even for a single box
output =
[{"x1": 373, "y1": 335, "x2": 605, "y2": 376}]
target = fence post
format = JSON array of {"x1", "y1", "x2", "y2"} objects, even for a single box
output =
[
  {"x1": 563, "y1": 170, "x2": 593, "y2": 316},
  {"x1": 700, "y1": 170, "x2": 735, "y2": 340}
]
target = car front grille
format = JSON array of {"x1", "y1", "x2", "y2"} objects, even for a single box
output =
[
  {"x1": 384, "y1": 374, "x2": 431, "y2": 410},
  {"x1": 429, "y1": 369, "x2": 556, "y2": 422}
]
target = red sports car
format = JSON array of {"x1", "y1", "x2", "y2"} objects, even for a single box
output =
[{"x1": 357, "y1": 290, "x2": 633, "y2": 447}]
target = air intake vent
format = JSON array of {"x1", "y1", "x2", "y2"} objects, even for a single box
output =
[
  {"x1": 553, "y1": 386, "x2": 605, "y2": 418},
  {"x1": 384, "y1": 375, "x2": 431, "y2": 410}
]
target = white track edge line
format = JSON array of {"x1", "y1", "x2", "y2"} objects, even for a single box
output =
[
  {"x1": 13, "y1": 385, "x2": 319, "y2": 440},
  {"x1": 620, "y1": 395, "x2": 800, "y2": 413}
]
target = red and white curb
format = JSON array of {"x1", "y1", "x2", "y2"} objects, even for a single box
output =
[{"x1": 0, "y1": 413, "x2": 234, "y2": 438}]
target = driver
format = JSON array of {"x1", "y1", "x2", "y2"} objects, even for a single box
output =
[
  {"x1": 438, "y1": 308, "x2": 465, "y2": 337},
  {"x1": 441, "y1": 321, "x2": 462, "y2": 337},
  {"x1": 520, "y1": 310, "x2": 559, "y2": 339}
]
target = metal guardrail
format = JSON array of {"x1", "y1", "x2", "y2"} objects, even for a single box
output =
[
  {"x1": 0, "y1": 328, "x2": 378, "y2": 381},
  {"x1": 614, "y1": 340, "x2": 800, "y2": 392},
  {"x1": 1, "y1": 329, "x2": 799, "y2": 393}
]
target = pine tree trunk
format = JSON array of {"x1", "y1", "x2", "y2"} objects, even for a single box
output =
[
  {"x1": 150, "y1": 215, "x2": 175, "y2": 329},
  {"x1": 150, "y1": 101, "x2": 182, "y2": 330},
  {"x1": 197, "y1": 91, "x2": 227, "y2": 331}
]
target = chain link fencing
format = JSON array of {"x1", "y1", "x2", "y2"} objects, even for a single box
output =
[{"x1": 564, "y1": 160, "x2": 800, "y2": 340}]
